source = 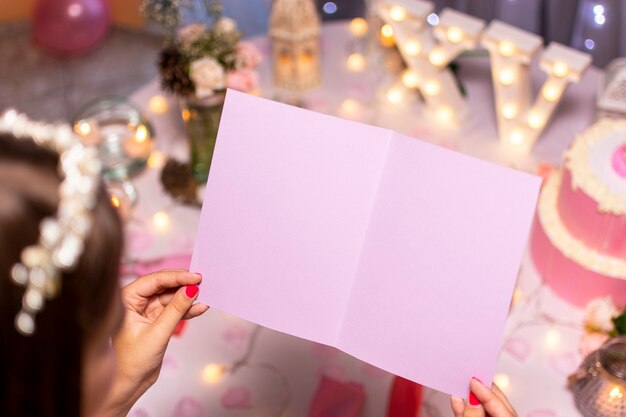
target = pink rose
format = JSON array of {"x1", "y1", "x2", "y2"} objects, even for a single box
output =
[
  {"x1": 177, "y1": 24, "x2": 207, "y2": 47},
  {"x1": 226, "y1": 68, "x2": 258, "y2": 92},
  {"x1": 235, "y1": 41, "x2": 262, "y2": 69},
  {"x1": 579, "y1": 332, "x2": 610, "y2": 357}
]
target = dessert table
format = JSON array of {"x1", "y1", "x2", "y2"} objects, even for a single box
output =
[{"x1": 123, "y1": 21, "x2": 601, "y2": 417}]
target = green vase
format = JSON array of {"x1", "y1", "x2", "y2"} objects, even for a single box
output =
[{"x1": 183, "y1": 93, "x2": 225, "y2": 184}]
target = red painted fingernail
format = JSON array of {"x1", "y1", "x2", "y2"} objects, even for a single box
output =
[
  {"x1": 469, "y1": 391, "x2": 480, "y2": 406},
  {"x1": 469, "y1": 377, "x2": 482, "y2": 406},
  {"x1": 185, "y1": 285, "x2": 199, "y2": 298}
]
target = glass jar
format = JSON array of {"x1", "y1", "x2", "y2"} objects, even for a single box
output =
[
  {"x1": 182, "y1": 92, "x2": 226, "y2": 184},
  {"x1": 569, "y1": 336, "x2": 626, "y2": 417},
  {"x1": 73, "y1": 96, "x2": 155, "y2": 205}
]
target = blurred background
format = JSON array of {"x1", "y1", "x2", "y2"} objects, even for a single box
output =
[{"x1": 0, "y1": 0, "x2": 624, "y2": 119}]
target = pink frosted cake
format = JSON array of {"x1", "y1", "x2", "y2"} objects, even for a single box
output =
[{"x1": 530, "y1": 119, "x2": 626, "y2": 307}]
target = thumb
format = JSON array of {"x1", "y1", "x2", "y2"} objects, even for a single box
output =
[{"x1": 154, "y1": 285, "x2": 199, "y2": 337}]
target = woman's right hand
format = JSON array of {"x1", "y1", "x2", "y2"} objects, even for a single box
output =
[{"x1": 450, "y1": 378, "x2": 518, "y2": 417}]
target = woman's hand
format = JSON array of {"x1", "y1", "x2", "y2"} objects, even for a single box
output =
[
  {"x1": 101, "y1": 270, "x2": 209, "y2": 416},
  {"x1": 450, "y1": 378, "x2": 517, "y2": 417}
]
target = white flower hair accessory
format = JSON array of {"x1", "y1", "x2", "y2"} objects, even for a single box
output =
[{"x1": 0, "y1": 109, "x2": 102, "y2": 336}]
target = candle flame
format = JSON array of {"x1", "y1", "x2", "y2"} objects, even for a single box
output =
[
  {"x1": 610, "y1": 386, "x2": 623, "y2": 400},
  {"x1": 135, "y1": 125, "x2": 149, "y2": 143}
]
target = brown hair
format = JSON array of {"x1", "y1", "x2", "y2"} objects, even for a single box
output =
[{"x1": 0, "y1": 133, "x2": 123, "y2": 416}]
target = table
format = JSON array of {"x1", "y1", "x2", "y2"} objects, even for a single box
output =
[{"x1": 124, "y1": 21, "x2": 601, "y2": 417}]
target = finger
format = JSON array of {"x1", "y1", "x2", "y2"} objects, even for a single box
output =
[
  {"x1": 153, "y1": 285, "x2": 200, "y2": 337},
  {"x1": 158, "y1": 290, "x2": 206, "y2": 308},
  {"x1": 491, "y1": 383, "x2": 515, "y2": 414},
  {"x1": 182, "y1": 303, "x2": 210, "y2": 320},
  {"x1": 450, "y1": 396, "x2": 465, "y2": 417},
  {"x1": 126, "y1": 271, "x2": 202, "y2": 299},
  {"x1": 157, "y1": 289, "x2": 178, "y2": 306},
  {"x1": 463, "y1": 401, "x2": 485, "y2": 417},
  {"x1": 470, "y1": 378, "x2": 515, "y2": 417}
]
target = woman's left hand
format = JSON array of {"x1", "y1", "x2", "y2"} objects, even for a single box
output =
[{"x1": 103, "y1": 270, "x2": 209, "y2": 416}]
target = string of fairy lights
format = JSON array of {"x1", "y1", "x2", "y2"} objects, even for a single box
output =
[{"x1": 76, "y1": 1, "x2": 621, "y2": 412}]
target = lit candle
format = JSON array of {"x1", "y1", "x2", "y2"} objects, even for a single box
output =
[
  {"x1": 147, "y1": 150, "x2": 167, "y2": 169},
  {"x1": 73, "y1": 119, "x2": 101, "y2": 145},
  {"x1": 122, "y1": 125, "x2": 153, "y2": 159}
]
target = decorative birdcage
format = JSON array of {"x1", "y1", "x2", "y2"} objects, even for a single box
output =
[{"x1": 269, "y1": 0, "x2": 321, "y2": 91}]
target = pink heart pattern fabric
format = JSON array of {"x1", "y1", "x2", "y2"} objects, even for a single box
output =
[
  {"x1": 220, "y1": 386, "x2": 252, "y2": 409},
  {"x1": 173, "y1": 396, "x2": 205, "y2": 417},
  {"x1": 503, "y1": 337, "x2": 532, "y2": 362}
]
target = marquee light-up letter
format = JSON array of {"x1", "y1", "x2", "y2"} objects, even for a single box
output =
[
  {"x1": 377, "y1": 0, "x2": 485, "y2": 126},
  {"x1": 482, "y1": 21, "x2": 592, "y2": 153}
]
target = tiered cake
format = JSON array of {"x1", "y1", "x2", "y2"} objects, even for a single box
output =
[{"x1": 530, "y1": 118, "x2": 626, "y2": 307}]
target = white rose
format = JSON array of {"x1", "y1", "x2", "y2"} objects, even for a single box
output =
[
  {"x1": 190, "y1": 57, "x2": 225, "y2": 99},
  {"x1": 214, "y1": 17, "x2": 237, "y2": 34},
  {"x1": 584, "y1": 296, "x2": 619, "y2": 333}
]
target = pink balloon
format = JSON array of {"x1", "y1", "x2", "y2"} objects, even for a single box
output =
[{"x1": 33, "y1": 0, "x2": 110, "y2": 55}]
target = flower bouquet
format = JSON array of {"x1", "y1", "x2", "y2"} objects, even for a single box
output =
[{"x1": 142, "y1": 0, "x2": 262, "y2": 183}]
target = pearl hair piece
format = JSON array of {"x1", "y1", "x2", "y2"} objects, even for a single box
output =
[{"x1": 0, "y1": 109, "x2": 102, "y2": 336}]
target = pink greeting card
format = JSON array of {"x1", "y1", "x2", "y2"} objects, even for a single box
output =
[{"x1": 190, "y1": 90, "x2": 540, "y2": 397}]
